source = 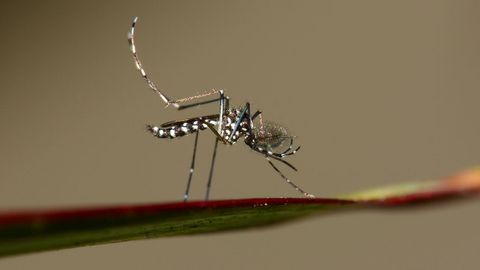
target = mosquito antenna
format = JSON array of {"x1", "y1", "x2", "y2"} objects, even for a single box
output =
[
  {"x1": 266, "y1": 157, "x2": 315, "y2": 198},
  {"x1": 128, "y1": 17, "x2": 179, "y2": 108}
]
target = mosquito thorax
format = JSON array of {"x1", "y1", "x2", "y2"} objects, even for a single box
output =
[{"x1": 222, "y1": 108, "x2": 250, "y2": 143}]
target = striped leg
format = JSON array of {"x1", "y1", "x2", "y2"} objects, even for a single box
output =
[
  {"x1": 205, "y1": 138, "x2": 219, "y2": 201},
  {"x1": 184, "y1": 131, "x2": 200, "y2": 202},
  {"x1": 128, "y1": 17, "x2": 178, "y2": 108},
  {"x1": 265, "y1": 156, "x2": 315, "y2": 198},
  {"x1": 128, "y1": 17, "x2": 228, "y2": 112}
]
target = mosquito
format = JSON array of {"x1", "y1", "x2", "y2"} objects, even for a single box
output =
[{"x1": 128, "y1": 17, "x2": 315, "y2": 201}]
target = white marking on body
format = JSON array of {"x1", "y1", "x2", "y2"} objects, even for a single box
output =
[
  {"x1": 159, "y1": 130, "x2": 165, "y2": 136},
  {"x1": 181, "y1": 126, "x2": 189, "y2": 133},
  {"x1": 169, "y1": 129, "x2": 176, "y2": 137},
  {"x1": 152, "y1": 126, "x2": 159, "y2": 133}
]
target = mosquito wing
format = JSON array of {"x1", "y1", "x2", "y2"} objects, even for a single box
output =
[{"x1": 160, "y1": 114, "x2": 220, "y2": 128}]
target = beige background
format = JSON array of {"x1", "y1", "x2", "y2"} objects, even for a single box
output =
[{"x1": 1, "y1": 0, "x2": 480, "y2": 269}]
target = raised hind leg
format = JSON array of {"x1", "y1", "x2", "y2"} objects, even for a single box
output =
[{"x1": 128, "y1": 17, "x2": 229, "y2": 113}]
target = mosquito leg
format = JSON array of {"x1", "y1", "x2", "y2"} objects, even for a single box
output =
[
  {"x1": 183, "y1": 131, "x2": 200, "y2": 202},
  {"x1": 128, "y1": 17, "x2": 179, "y2": 108},
  {"x1": 236, "y1": 102, "x2": 256, "y2": 135},
  {"x1": 203, "y1": 121, "x2": 230, "y2": 144},
  {"x1": 271, "y1": 138, "x2": 300, "y2": 157},
  {"x1": 129, "y1": 17, "x2": 229, "y2": 113},
  {"x1": 178, "y1": 98, "x2": 221, "y2": 110},
  {"x1": 200, "y1": 92, "x2": 226, "y2": 203},
  {"x1": 280, "y1": 138, "x2": 294, "y2": 155},
  {"x1": 277, "y1": 145, "x2": 301, "y2": 157},
  {"x1": 205, "y1": 138, "x2": 220, "y2": 201},
  {"x1": 218, "y1": 90, "x2": 226, "y2": 135},
  {"x1": 174, "y1": 89, "x2": 219, "y2": 104},
  {"x1": 251, "y1": 110, "x2": 262, "y2": 120},
  {"x1": 252, "y1": 147, "x2": 298, "y2": 171},
  {"x1": 265, "y1": 157, "x2": 315, "y2": 198},
  {"x1": 175, "y1": 89, "x2": 224, "y2": 110},
  {"x1": 246, "y1": 102, "x2": 254, "y2": 131}
]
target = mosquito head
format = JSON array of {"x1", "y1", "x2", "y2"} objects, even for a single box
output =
[{"x1": 252, "y1": 121, "x2": 292, "y2": 150}]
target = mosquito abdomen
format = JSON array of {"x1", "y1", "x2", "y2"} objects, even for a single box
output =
[{"x1": 147, "y1": 120, "x2": 213, "y2": 139}]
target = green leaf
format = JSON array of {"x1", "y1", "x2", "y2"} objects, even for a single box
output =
[{"x1": 1, "y1": 167, "x2": 479, "y2": 258}]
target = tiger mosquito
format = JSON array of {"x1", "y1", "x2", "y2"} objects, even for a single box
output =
[{"x1": 128, "y1": 17, "x2": 315, "y2": 201}]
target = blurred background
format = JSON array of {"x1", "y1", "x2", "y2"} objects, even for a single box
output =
[{"x1": 1, "y1": 0, "x2": 479, "y2": 269}]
